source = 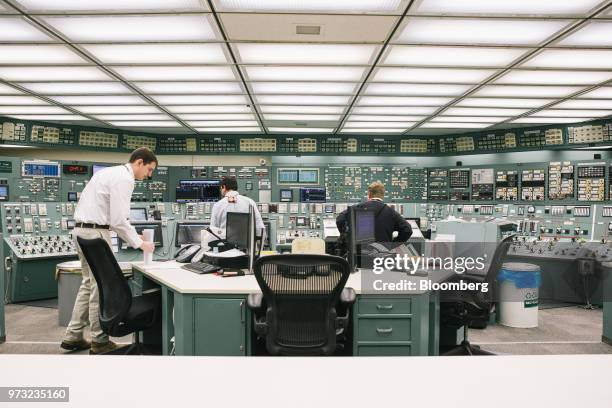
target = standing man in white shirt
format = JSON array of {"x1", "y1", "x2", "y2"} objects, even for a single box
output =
[
  {"x1": 210, "y1": 176, "x2": 265, "y2": 239},
  {"x1": 60, "y1": 147, "x2": 157, "y2": 354}
]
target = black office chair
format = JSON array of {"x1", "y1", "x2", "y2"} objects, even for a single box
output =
[
  {"x1": 77, "y1": 237, "x2": 161, "y2": 355},
  {"x1": 440, "y1": 234, "x2": 515, "y2": 356},
  {"x1": 247, "y1": 254, "x2": 356, "y2": 356}
]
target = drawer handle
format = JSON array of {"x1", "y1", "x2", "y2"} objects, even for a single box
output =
[
  {"x1": 376, "y1": 327, "x2": 393, "y2": 334},
  {"x1": 376, "y1": 304, "x2": 393, "y2": 310}
]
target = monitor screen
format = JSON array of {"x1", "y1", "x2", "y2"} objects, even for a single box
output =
[
  {"x1": 354, "y1": 210, "x2": 376, "y2": 243},
  {"x1": 324, "y1": 204, "x2": 335, "y2": 213},
  {"x1": 92, "y1": 164, "x2": 109, "y2": 175},
  {"x1": 278, "y1": 169, "x2": 299, "y2": 183},
  {"x1": 280, "y1": 189, "x2": 293, "y2": 202},
  {"x1": 129, "y1": 208, "x2": 147, "y2": 221},
  {"x1": 22, "y1": 161, "x2": 60, "y2": 177},
  {"x1": 130, "y1": 222, "x2": 163, "y2": 247},
  {"x1": 0, "y1": 185, "x2": 8, "y2": 201},
  {"x1": 299, "y1": 187, "x2": 326, "y2": 203},
  {"x1": 67, "y1": 191, "x2": 78, "y2": 202},
  {"x1": 66, "y1": 219, "x2": 76, "y2": 230},
  {"x1": 175, "y1": 222, "x2": 208, "y2": 247},
  {"x1": 298, "y1": 169, "x2": 318, "y2": 183},
  {"x1": 226, "y1": 212, "x2": 250, "y2": 250},
  {"x1": 175, "y1": 180, "x2": 220, "y2": 203}
]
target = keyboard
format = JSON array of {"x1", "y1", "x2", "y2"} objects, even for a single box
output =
[{"x1": 181, "y1": 262, "x2": 222, "y2": 275}]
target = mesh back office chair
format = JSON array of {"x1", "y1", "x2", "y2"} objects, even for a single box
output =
[
  {"x1": 77, "y1": 237, "x2": 161, "y2": 355},
  {"x1": 440, "y1": 234, "x2": 515, "y2": 356},
  {"x1": 247, "y1": 254, "x2": 356, "y2": 356}
]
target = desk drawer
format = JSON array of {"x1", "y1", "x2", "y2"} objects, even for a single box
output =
[
  {"x1": 358, "y1": 298, "x2": 412, "y2": 315},
  {"x1": 357, "y1": 318, "x2": 411, "y2": 342},
  {"x1": 357, "y1": 345, "x2": 412, "y2": 356}
]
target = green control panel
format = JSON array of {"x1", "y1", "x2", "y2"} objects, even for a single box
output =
[{"x1": 3, "y1": 115, "x2": 612, "y2": 157}]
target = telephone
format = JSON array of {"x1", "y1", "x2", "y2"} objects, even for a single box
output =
[
  {"x1": 191, "y1": 247, "x2": 208, "y2": 263},
  {"x1": 174, "y1": 244, "x2": 201, "y2": 263}
]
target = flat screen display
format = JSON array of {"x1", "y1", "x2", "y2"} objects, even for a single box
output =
[
  {"x1": 129, "y1": 222, "x2": 163, "y2": 246},
  {"x1": 354, "y1": 211, "x2": 376, "y2": 243},
  {"x1": 129, "y1": 208, "x2": 147, "y2": 221},
  {"x1": 299, "y1": 187, "x2": 326, "y2": 203},
  {"x1": 0, "y1": 185, "x2": 8, "y2": 201},
  {"x1": 175, "y1": 222, "x2": 208, "y2": 246},
  {"x1": 175, "y1": 180, "x2": 220, "y2": 203},
  {"x1": 280, "y1": 189, "x2": 293, "y2": 202},
  {"x1": 92, "y1": 164, "x2": 109, "y2": 175},
  {"x1": 226, "y1": 212, "x2": 250, "y2": 250},
  {"x1": 298, "y1": 169, "x2": 318, "y2": 183},
  {"x1": 278, "y1": 169, "x2": 299, "y2": 183}
]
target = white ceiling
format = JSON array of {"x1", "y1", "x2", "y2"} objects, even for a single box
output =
[{"x1": 0, "y1": 0, "x2": 611, "y2": 136}]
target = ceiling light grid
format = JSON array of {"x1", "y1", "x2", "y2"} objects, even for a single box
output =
[
  {"x1": 0, "y1": 79, "x2": 114, "y2": 125},
  {"x1": 0, "y1": 2, "x2": 228, "y2": 135},
  {"x1": 399, "y1": 2, "x2": 612, "y2": 134},
  {"x1": 2, "y1": 0, "x2": 612, "y2": 136},
  {"x1": 496, "y1": 77, "x2": 612, "y2": 125},
  {"x1": 196, "y1": 1, "x2": 267, "y2": 132}
]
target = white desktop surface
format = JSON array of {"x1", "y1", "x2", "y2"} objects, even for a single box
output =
[
  {"x1": 132, "y1": 261, "x2": 451, "y2": 295},
  {"x1": 132, "y1": 260, "x2": 363, "y2": 294}
]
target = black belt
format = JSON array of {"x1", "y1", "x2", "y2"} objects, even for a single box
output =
[{"x1": 75, "y1": 222, "x2": 110, "y2": 230}]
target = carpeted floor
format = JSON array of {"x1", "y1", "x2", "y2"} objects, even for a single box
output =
[
  {"x1": 1, "y1": 303, "x2": 130, "y2": 354},
  {"x1": 1, "y1": 303, "x2": 611, "y2": 355}
]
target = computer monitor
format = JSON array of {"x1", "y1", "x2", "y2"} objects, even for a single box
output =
[
  {"x1": 175, "y1": 180, "x2": 220, "y2": 203},
  {"x1": 92, "y1": 164, "x2": 109, "y2": 175},
  {"x1": 129, "y1": 207, "x2": 147, "y2": 221},
  {"x1": 280, "y1": 189, "x2": 293, "y2": 202},
  {"x1": 0, "y1": 185, "x2": 8, "y2": 201},
  {"x1": 226, "y1": 212, "x2": 250, "y2": 251},
  {"x1": 128, "y1": 221, "x2": 163, "y2": 247},
  {"x1": 348, "y1": 207, "x2": 377, "y2": 272},
  {"x1": 299, "y1": 187, "x2": 326, "y2": 203},
  {"x1": 67, "y1": 191, "x2": 78, "y2": 202},
  {"x1": 354, "y1": 210, "x2": 376, "y2": 243},
  {"x1": 175, "y1": 222, "x2": 208, "y2": 247}
]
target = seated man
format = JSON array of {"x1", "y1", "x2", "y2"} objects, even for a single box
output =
[
  {"x1": 336, "y1": 181, "x2": 412, "y2": 254},
  {"x1": 210, "y1": 176, "x2": 265, "y2": 240}
]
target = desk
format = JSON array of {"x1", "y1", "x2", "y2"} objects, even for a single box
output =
[
  {"x1": 603, "y1": 262, "x2": 612, "y2": 345},
  {"x1": 131, "y1": 261, "x2": 454, "y2": 356}
]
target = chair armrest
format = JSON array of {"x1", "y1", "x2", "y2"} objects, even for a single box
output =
[
  {"x1": 247, "y1": 293, "x2": 268, "y2": 335},
  {"x1": 247, "y1": 293, "x2": 263, "y2": 311},
  {"x1": 340, "y1": 287, "x2": 356, "y2": 305},
  {"x1": 335, "y1": 288, "x2": 356, "y2": 331}
]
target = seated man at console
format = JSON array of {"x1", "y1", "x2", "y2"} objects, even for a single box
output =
[
  {"x1": 210, "y1": 176, "x2": 265, "y2": 239},
  {"x1": 336, "y1": 181, "x2": 412, "y2": 252}
]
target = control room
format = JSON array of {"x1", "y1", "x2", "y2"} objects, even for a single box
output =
[{"x1": 0, "y1": 0, "x2": 612, "y2": 362}]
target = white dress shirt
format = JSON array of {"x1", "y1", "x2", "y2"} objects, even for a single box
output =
[
  {"x1": 73, "y1": 163, "x2": 143, "y2": 249},
  {"x1": 210, "y1": 190, "x2": 265, "y2": 237}
]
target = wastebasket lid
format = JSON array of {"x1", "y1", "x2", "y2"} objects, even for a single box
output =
[
  {"x1": 56, "y1": 260, "x2": 81, "y2": 270},
  {"x1": 501, "y1": 262, "x2": 540, "y2": 272},
  {"x1": 56, "y1": 260, "x2": 132, "y2": 271}
]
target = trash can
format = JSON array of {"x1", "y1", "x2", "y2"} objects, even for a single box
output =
[
  {"x1": 498, "y1": 262, "x2": 541, "y2": 328},
  {"x1": 56, "y1": 261, "x2": 133, "y2": 327}
]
